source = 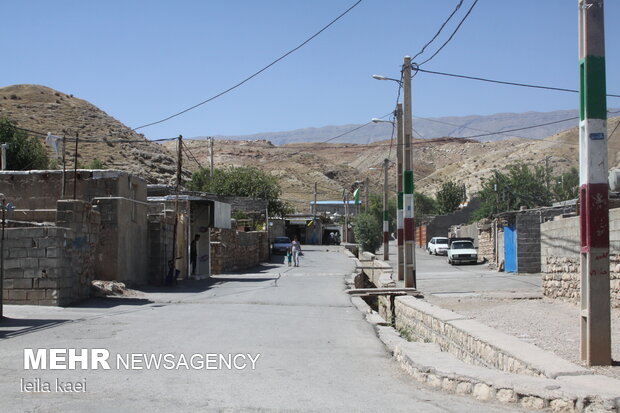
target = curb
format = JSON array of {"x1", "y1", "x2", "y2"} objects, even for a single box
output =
[{"x1": 351, "y1": 294, "x2": 620, "y2": 412}]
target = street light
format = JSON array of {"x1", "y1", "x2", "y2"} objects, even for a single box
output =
[
  {"x1": 371, "y1": 118, "x2": 394, "y2": 124},
  {"x1": 372, "y1": 74, "x2": 402, "y2": 84}
]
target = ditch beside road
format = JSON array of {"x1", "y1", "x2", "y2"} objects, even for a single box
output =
[{"x1": 379, "y1": 240, "x2": 620, "y2": 380}]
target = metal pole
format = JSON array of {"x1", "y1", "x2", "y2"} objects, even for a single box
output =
[
  {"x1": 402, "y1": 56, "x2": 416, "y2": 288},
  {"x1": 383, "y1": 158, "x2": 389, "y2": 261},
  {"x1": 73, "y1": 134, "x2": 78, "y2": 200},
  {"x1": 344, "y1": 193, "x2": 349, "y2": 243},
  {"x1": 578, "y1": 0, "x2": 610, "y2": 366},
  {"x1": 209, "y1": 137, "x2": 214, "y2": 178},
  {"x1": 61, "y1": 135, "x2": 66, "y2": 199},
  {"x1": 365, "y1": 177, "x2": 369, "y2": 213},
  {"x1": 396, "y1": 104, "x2": 404, "y2": 281}
]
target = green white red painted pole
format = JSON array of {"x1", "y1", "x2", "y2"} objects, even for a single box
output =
[
  {"x1": 578, "y1": 0, "x2": 610, "y2": 366},
  {"x1": 396, "y1": 104, "x2": 404, "y2": 281},
  {"x1": 402, "y1": 56, "x2": 416, "y2": 289}
]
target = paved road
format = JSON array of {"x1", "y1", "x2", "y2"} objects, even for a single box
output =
[
  {"x1": 381, "y1": 241, "x2": 541, "y2": 297},
  {"x1": 0, "y1": 246, "x2": 523, "y2": 412}
]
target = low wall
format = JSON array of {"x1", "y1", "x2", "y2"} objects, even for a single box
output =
[
  {"x1": 541, "y1": 210, "x2": 620, "y2": 306},
  {"x1": 210, "y1": 229, "x2": 268, "y2": 273},
  {"x1": 3, "y1": 200, "x2": 100, "y2": 306}
]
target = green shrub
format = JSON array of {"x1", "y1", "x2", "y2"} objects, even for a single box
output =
[{"x1": 353, "y1": 212, "x2": 382, "y2": 253}]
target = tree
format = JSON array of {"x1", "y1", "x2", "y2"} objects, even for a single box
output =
[
  {"x1": 414, "y1": 192, "x2": 438, "y2": 215},
  {"x1": 552, "y1": 167, "x2": 579, "y2": 202},
  {"x1": 366, "y1": 194, "x2": 396, "y2": 233},
  {"x1": 472, "y1": 163, "x2": 553, "y2": 220},
  {"x1": 436, "y1": 180, "x2": 465, "y2": 214},
  {"x1": 188, "y1": 166, "x2": 293, "y2": 217},
  {"x1": 0, "y1": 118, "x2": 49, "y2": 170},
  {"x1": 353, "y1": 212, "x2": 382, "y2": 253}
]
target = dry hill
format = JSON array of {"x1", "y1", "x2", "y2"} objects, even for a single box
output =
[
  {"x1": 3, "y1": 84, "x2": 619, "y2": 212},
  {"x1": 175, "y1": 117, "x2": 620, "y2": 213},
  {"x1": 0, "y1": 84, "x2": 178, "y2": 184}
]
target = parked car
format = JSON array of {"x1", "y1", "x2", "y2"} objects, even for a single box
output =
[
  {"x1": 447, "y1": 237, "x2": 478, "y2": 265},
  {"x1": 427, "y1": 237, "x2": 449, "y2": 255},
  {"x1": 272, "y1": 236, "x2": 292, "y2": 254}
]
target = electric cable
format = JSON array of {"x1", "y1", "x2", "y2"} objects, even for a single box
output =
[
  {"x1": 417, "y1": 0, "x2": 479, "y2": 66},
  {"x1": 411, "y1": 0, "x2": 464, "y2": 63},
  {"x1": 415, "y1": 68, "x2": 620, "y2": 98},
  {"x1": 131, "y1": 0, "x2": 363, "y2": 131}
]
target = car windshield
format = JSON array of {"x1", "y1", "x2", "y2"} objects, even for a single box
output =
[
  {"x1": 275, "y1": 237, "x2": 291, "y2": 243},
  {"x1": 436, "y1": 239, "x2": 448, "y2": 245},
  {"x1": 452, "y1": 242, "x2": 474, "y2": 249}
]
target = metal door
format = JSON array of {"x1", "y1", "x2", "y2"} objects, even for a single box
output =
[{"x1": 504, "y1": 224, "x2": 517, "y2": 273}]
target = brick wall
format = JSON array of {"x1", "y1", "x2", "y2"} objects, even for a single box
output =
[
  {"x1": 210, "y1": 229, "x2": 268, "y2": 273},
  {"x1": 3, "y1": 200, "x2": 100, "y2": 306}
]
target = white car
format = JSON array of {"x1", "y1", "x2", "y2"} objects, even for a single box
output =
[
  {"x1": 447, "y1": 238, "x2": 478, "y2": 265},
  {"x1": 427, "y1": 237, "x2": 449, "y2": 255}
]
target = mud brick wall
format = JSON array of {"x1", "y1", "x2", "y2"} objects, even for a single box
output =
[
  {"x1": 147, "y1": 211, "x2": 174, "y2": 285},
  {"x1": 541, "y1": 209, "x2": 620, "y2": 307},
  {"x1": 210, "y1": 229, "x2": 268, "y2": 273},
  {"x1": 3, "y1": 200, "x2": 100, "y2": 306}
]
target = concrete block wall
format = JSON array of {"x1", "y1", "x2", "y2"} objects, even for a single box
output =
[
  {"x1": 541, "y1": 209, "x2": 620, "y2": 306},
  {"x1": 3, "y1": 200, "x2": 100, "y2": 306},
  {"x1": 92, "y1": 197, "x2": 149, "y2": 285},
  {"x1": 210, "y1": 229, "x2": 268, "y2": 273},
  {"x1": 516, "y1": 213, "x2": 541, "y2": 273}
]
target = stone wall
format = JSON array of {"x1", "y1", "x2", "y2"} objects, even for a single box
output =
[
  {"x1": 210, "y1": 229, "x2": 268, "y2": 273},
  {"x1": 3, "y1": 200, "x2": 100, "y2": 306},
  {"x1": 541, "y1": 209, "x2": 620, "y2": 306},
  {"x1": 477, "y1": 227, "x2": 494, "y2": 263}
]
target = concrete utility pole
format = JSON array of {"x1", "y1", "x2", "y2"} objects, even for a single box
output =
[
  {"x1": 382, "y1": 158, "x2": 390, "y2": 261},
  {"x1": 313, "y1": 182, "x2": 318, "y2": 218},
  {"x1": 171, "y1": 135, "x2": 183, "y2": 281},
  {"x1": 0, "y1": 144, "x2": 8, "y2": 170},
  {"x1": 209, "y1": 137, "x2": 214, "y2": 178},
  {"x1": 578, "y1": 0, "x2": 611, "y2": 366},
  {"x1": 402, "y1": 56, "x2": 416, "y2": 288},
  {"x1": 344, "y1": 192, "x2": 349, "y2": 243},
  {"x1": 396, "y1": 104, "x2": 404, "y2": 281}
]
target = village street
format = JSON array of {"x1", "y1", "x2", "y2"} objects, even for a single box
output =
[{"x1": 0, "y1": 246, "x2": 525, "y2": 412}]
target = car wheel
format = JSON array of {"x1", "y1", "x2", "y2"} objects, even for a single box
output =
[{"x1": 428, "y1": 249, "x2": 432, "y2": 255}]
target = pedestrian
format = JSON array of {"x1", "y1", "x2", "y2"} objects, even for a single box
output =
[
  {"x1": 291, "y1": 236, "x2": 302, "y2": 267},
  {"x1": 286, "y1": 246, "x2": 292, "y2": 267},
  {"x1": 190, "y1": 234, "x2": 200, "y2": 275}
]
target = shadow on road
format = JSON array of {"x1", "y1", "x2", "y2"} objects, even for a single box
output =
[{"x1": 0, "y1": 317, "x2": 72, "y2": 339}]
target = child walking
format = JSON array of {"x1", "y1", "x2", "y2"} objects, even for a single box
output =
[{"x1": 286, "y1": 246, "x2": 292, "y2": 267}]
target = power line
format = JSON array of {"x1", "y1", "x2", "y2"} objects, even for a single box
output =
[
  {"x1": 131, "y1": 0, "x2": 363, "y2": 132},
  {"x1": 417, "y1": 0, "x2": 479, "y2": 66},
  {"x1": 411, "y1": 0, "x2": 464, "y2": 63},
  {"x1": 415, "y1": 67, "x2": 620, "y2": 98}
]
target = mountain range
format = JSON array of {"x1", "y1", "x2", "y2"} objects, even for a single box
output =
[{"x1": 192, "y1": 109, "x2": 618, "y2": 146}]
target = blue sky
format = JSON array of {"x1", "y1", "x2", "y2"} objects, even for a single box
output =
[{"x1": 2, "y1": 1, "x2": 618, "y2": 140}]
